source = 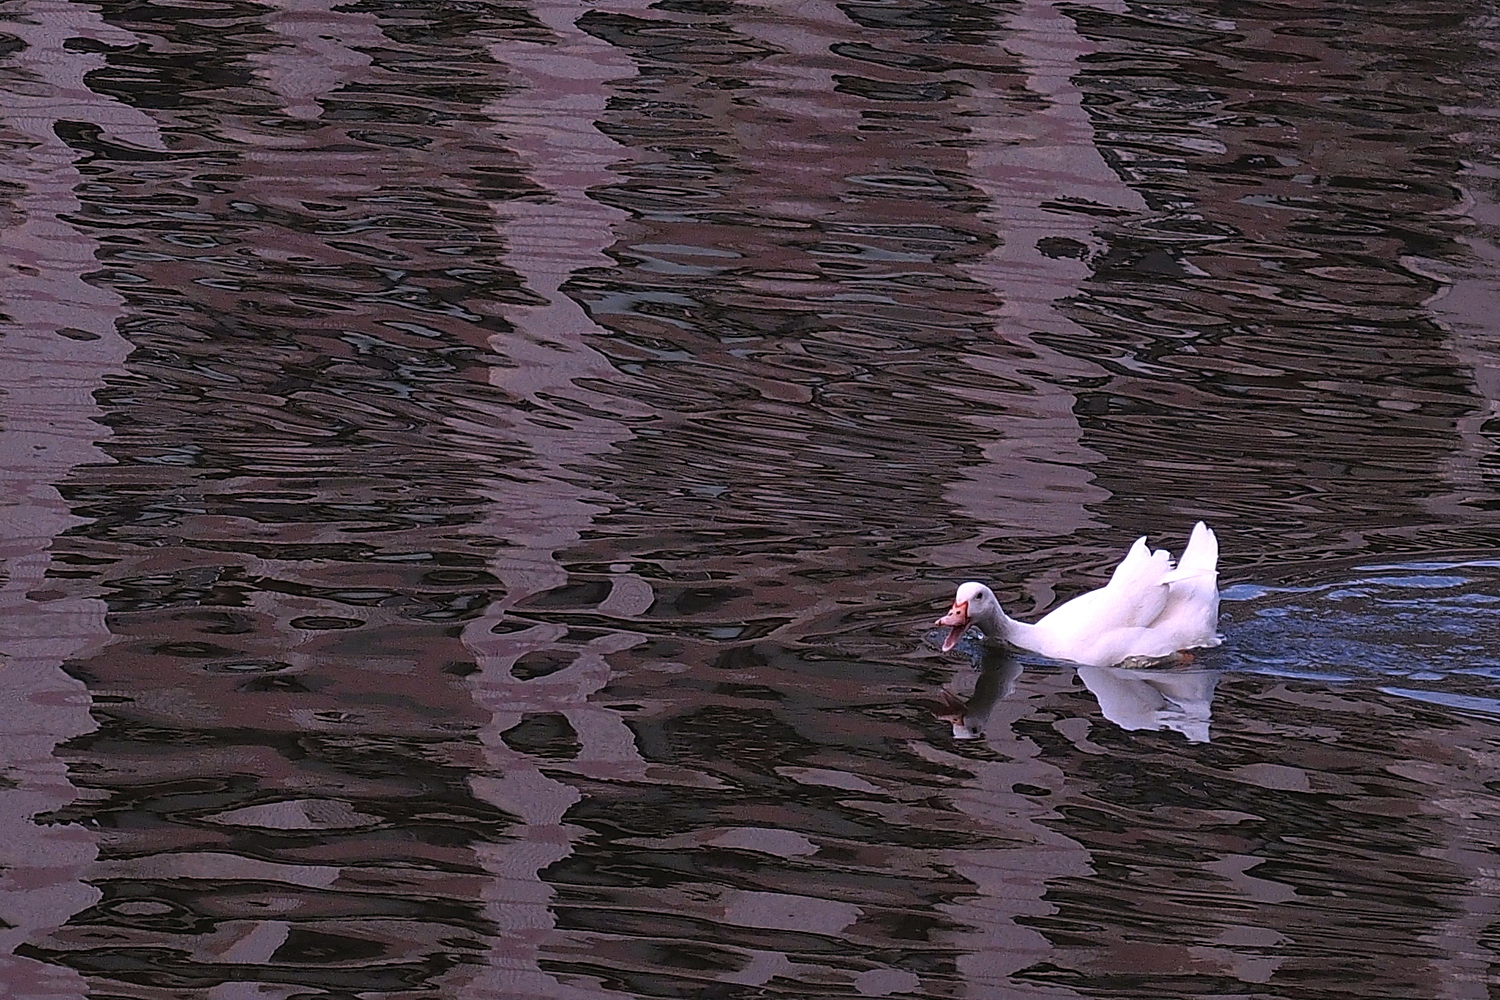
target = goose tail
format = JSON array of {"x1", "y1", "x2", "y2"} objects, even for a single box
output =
[{"x1": 1164, "y1": 521, "x2": 1218, "y2": 580}]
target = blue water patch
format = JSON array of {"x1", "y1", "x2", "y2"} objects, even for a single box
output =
[
  {"x1": 1221, "y1": 559, "x2": 1500, "y2": 686},
  {"x1": 1378, "y1": 687, "x2": 1500, "y2": 717}
]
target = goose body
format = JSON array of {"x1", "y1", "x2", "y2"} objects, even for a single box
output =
[{"x1": 936, "y1": 521, "x2": 1221, "y2": 668}]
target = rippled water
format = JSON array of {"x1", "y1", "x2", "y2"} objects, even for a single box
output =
[{"x1": 3, "y1": 0, "x2": 1499, "y2": 997}]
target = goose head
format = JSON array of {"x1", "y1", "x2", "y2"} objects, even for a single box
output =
[{"x1": 936, "y1": 581, "x2": 1002, "y2": 651}]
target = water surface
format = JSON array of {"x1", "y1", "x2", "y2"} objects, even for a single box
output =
[{"x1": 1, "y1": 0, "x2": 1499, "y2": 997}]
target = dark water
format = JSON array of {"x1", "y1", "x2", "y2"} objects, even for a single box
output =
[{"x1": 2, "y1": 0, "x2": 1499, "y2": 996}]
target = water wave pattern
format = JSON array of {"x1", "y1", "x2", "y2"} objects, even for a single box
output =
[
  {"x1": 1, "y1": 0, "x2": 1498, "y2": 997},
  {"x1": 1225, "y1": 559, "x2": 1500, "y2": 685}
]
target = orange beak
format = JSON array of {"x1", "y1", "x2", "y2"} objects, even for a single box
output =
[{"x1": 936, "y1": 600, "x2": 969, "y2": 651}]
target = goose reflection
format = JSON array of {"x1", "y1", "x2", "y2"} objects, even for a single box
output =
[
  {"x1": 934, "y1": 646, "x2": 1023, "y2": 740},
  {"x1": 933, "y1": 646, "x2": 1220, "y2": 743},
  {"x1": 1077, "y1": 662, "x2": 1219, "y2": 743}
]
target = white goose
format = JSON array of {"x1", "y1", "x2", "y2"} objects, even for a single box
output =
[{"x1": 935, "y1": 521, "x2": 1222, "y2": 667}]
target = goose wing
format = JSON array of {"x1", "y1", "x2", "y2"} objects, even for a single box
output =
[{"x1": 1038, "y1": 537, "x2": 1172, "y2": 635}]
